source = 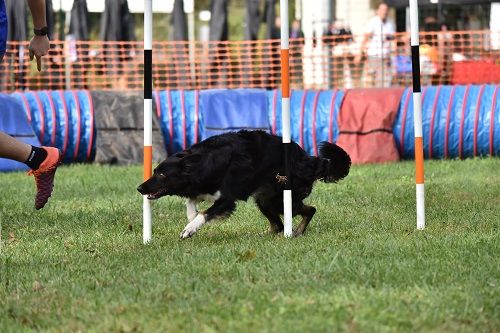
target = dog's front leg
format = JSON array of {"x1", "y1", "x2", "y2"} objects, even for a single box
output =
[
  {"x1": 180, "y1": 213, "x2": 206, "y2": 239},
  {"x1": 180, "y1": 198, "x2": 236, "y2": 239},
  {"x1": 186, "y1": 199, "x2": 198, "y2": 222}
]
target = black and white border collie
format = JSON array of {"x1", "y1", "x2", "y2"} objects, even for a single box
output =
[{"x1": 137, "y1": 130, "x2": 351, "y2": 239}]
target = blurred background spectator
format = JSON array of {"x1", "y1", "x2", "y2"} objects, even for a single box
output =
[
  {"x1": 357, "y1": 2, "x2": 395, "y2": 88},
  {"x1": 324, "y1": 20, "x2": 356, "y2": 88}
]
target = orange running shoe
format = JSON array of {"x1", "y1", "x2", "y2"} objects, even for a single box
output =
[{"x1": 27, "y1": 147, "x2": 62, "y2": 210}]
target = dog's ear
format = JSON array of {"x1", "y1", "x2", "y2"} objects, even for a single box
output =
[
  {"x1": 163, "y1": 156, "x2": 182, "y2": 167},
  {"x1": 181, "y1": 153, "x2": 202, "y2": 168},
  {"x1": 173, "y1": 150, "x2": 192, "y2": 159}
]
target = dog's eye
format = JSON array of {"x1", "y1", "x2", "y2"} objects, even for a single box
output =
[{"x1": 158, "y1": 172, "x2": 166, "y2": 177}]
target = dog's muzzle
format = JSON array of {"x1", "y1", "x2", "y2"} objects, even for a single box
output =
[
  {"x1": 137, "y1": 182, "x2": 167, "y2": 200},
  {"x1": 137, "y1": 183, "x2": 146, "y2": 195}
]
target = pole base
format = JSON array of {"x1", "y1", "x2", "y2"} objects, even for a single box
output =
[
  {"x1": 283, "y1": 190, "x2": 293, "y2": 237},
  {"x1": 143, "y1": 195, "x2": 152, "y2": 244}
]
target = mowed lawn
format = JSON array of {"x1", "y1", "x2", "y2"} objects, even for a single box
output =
[{"x1": 0, "y1": 159, "x2": 499, "y2": 332}]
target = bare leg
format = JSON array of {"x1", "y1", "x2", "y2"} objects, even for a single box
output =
[{"x1": 0, "y1": 131, "x2": 31, "y2": 162}]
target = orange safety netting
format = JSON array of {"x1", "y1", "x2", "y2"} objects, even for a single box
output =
[{"x1": 0, "y1": 30, "x2": 498, "y2": 92}]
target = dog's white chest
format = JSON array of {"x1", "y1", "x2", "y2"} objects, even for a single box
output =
[{"x1": 196, "y1": 191, "x2": 221, "y2": 202}]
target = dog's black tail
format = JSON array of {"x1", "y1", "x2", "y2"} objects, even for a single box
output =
[{"x1": 315, "y1": 142, "x2": 351, "y2": 183}]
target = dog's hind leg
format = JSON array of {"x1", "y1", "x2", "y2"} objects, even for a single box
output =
[
  {"x1": 292, "y1": 204, "x2": 316, "y2": 237},
  {"x1": 256, "y1": 200, "x2": 284, "y2": 234},
  {"x1": 186, "y1": 199, "x2": 198, "y2": 222},
  {"x1": 180, "y1": 198, "x2": 236, "y2": 239}
]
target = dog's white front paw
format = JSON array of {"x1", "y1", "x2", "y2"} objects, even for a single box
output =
[
  {"x1": 179, "y1": 214, "x2": 206, "y2": 239},
  {"x1": 180, "y1": 225, "x2": 197, "y2": 239}
]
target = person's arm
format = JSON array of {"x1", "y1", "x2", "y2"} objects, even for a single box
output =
[
  {"x1": 388, "y1": 21, "x2": 397, "y2": 55},
  {"x1": 27, "y1": 0, "x2": 46, "y2": 29},
  {"x1": 359, "y1": 33, "x2": 370, "y2": 54},
  {"x1": 360, "y1": 21, "x2": 376, "y2": 56},
  {"x1": 27, "y1": 0, "x2": 50, "y2": 71},
  {"x1": 355, "y1": 32, "x2": 371, "y2": 63},
  {"x1": 355, "y1": 19, "x2": 373, "y2": 63}
]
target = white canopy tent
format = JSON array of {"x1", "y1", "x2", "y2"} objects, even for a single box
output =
[{"x1": 51, "y1": 0, "x2": 194, "y2": 14}]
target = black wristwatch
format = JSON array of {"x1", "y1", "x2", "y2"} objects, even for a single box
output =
[{"x1": 34, "y1": 26, "x2": 49, "y2": 36}]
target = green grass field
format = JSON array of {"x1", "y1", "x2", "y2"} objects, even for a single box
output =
[{"x1": 1, "y1": 159, "x2": 499, "y2": 332}]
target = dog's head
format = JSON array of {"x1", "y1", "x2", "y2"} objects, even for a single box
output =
[{"x1": 137, "y1": 156, "x2": 189, "y2": 200}]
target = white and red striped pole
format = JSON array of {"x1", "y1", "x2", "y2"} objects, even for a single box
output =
[
  {"x1": 280, "y1": 0, "x2": 293, "y2": 237},
  {"x1": 143, "y1": 0, "x2": 153, "y2": 243},
  {"x1": 409, "y1": 0, "x2": 425, "y2": 230}
]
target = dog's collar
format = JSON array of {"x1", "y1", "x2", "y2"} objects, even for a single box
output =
[{"x1": 276, "y1": 173, "x2": 288, "y2": 184}]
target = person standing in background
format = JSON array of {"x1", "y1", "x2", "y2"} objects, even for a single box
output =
[
  {"x1": 356, "y1": 2, "x2": 395, "y2": 88},
  {"x1": 290, "y1": 19, "x2": 304, "y2": 40},
  {"x1": 324, "y1": 20, "x2": 355, "y2": 88}
]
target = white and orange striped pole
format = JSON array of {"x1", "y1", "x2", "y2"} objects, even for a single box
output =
[
  {"x1": 409, "y1": 0, "x2": 425, "y2": 230},
  {"x1": 280, "y1": 0, "x2": 293, "y2": 237},
  {"x1": 143, "y1": 0, "x2": 153, "y2": 243}
]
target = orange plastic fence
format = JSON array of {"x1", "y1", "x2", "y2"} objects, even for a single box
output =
[{"x1": 0, "y1": 30, "x2": 498, "y2": 92}]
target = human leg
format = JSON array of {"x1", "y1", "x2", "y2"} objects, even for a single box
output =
[
  {"x1": 0, "y1": 131, "x2": 32, "y2": 162},
  {"x1": 0, "y1": 131, "x2": 61, "y2": 209}
]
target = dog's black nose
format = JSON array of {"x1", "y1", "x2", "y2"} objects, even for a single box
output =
[{"x1": 137, "y1": 184, "x2": 144, "y2": 194}]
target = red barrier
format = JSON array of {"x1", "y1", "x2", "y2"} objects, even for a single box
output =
[
  {"x1": 336, "y1": 88, "x2": 404, "y2": 164},
  {"x1": 452, "y1": 60, "x2": 500, "y2": 85}
]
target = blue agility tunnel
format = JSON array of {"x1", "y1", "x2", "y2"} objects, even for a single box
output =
[
  {"x1": 11, "y1": 90, "x2": 96, "y2": 163},
  {"x1": 154, "y1": 90, "x2": 201, "y2": 155},
  {"x1": 153, "y1": 89, "x2": 345, "y2": 157},
  {"x1": 3, "y1": 85, "x2": 498, "y2": 170},
  {"x1": 201, "y1": 89, "x2": 270, "y2": 140},
  {"x1": 154, "y1": 86, "x2": 497, "y2": 159},
  {"x1": 393, "y1": 84, "x2": 500, "y2": 159},
  {"x1": 267, "y1": 89, "x2": 345, "y2": 156},
  {"x1": 0, "y1": 94, "x2": 41, "y2": 172}
]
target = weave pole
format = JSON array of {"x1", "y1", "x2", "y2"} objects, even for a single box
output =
[
  {"x1": 143, "y1": 0, "x2": 153, "y2": 243},
  {"x1": 280, "y1": 0, "x2": 293, "y2": 237},
  {"x1": 409, "y1": 0, "x2": 425, "y2": 230}
]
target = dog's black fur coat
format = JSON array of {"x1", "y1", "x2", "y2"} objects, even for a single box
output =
[{"x1": 138, "y1": 130, "x2": 351, "y2": 237}]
